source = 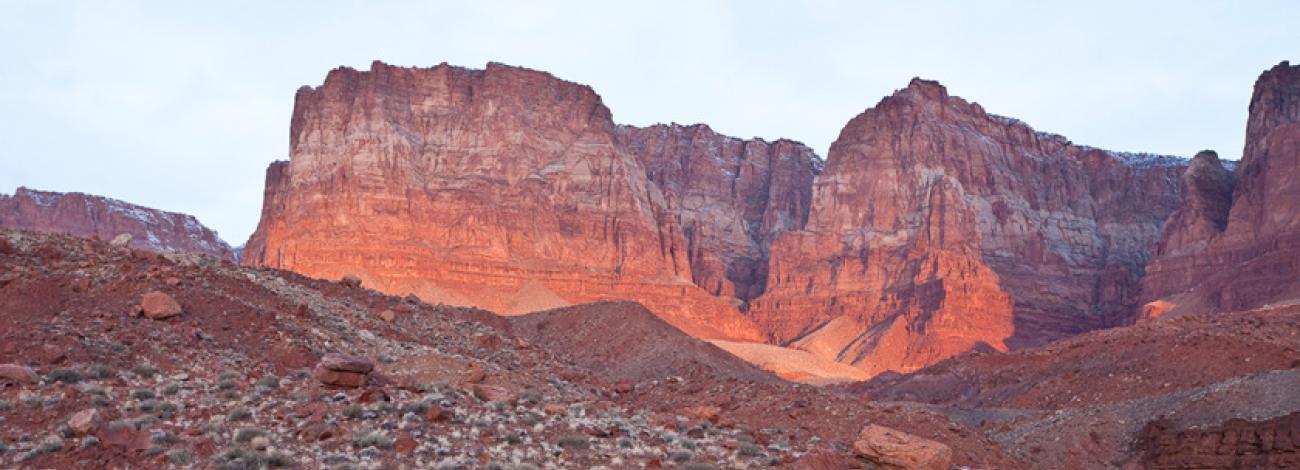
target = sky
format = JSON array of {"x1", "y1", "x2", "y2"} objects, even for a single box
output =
[{"x1": 1, "y1": 1, "x2": 1297, "y2": 246}]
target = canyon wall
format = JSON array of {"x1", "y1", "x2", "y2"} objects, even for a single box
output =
[
  {"x1": 243, "y1": 61, "x2": 821, "y2": 342},
  {"x1": 0, "y1": 187, "x2": 235, "y2": 260},
  {"x1": 748, "y1": 79, "x2": 1186, "y2": 376},
  {"x1": 1141, "y1": 61, "x2": 1300, "y2": 317}
]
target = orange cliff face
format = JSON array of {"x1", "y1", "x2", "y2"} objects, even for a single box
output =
[
  {"x1": 242, "y1": 61, "x2": 820, "y2": 342},
  {"x1": 747, "y1": 79, "x2": 1187, "y2": 377},
  {"x1": 1141, "y1": 61, "x2": 1300, "y2": 317}
]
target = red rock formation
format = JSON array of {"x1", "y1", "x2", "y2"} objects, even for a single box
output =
[
  {"x1": 748, "y1": 79, "x2": 1186, "y2": 376},
  {"x1": 243, "y1": 61, "x2": 822, "y2": 341},
  {"x1": 616, "y1": 123, "x2": 819, "y2": 301},
  {"x1": 1141, "y1": 61, "x2": 1300, "y2": 316},
  {"x1": 0, "y1": 187, "x2": 235, "y2": 260}
]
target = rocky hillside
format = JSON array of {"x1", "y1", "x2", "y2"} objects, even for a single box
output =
[
  {"x1": 1141, "y1": 61, "x2": 1300, "y2": 317},
  {"x1": 748, "y1": 79, "x2": 1186, "y2": 376},
  {"x1": 0, "y1": 228, "x2": 1025, "y2": 469},
  {"x1": 0, "y1": 187, "x2": 235, "y2": 261}
]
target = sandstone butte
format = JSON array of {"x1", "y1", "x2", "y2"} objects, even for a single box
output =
[
  {"x1": 747, "y1": 78, "x2": 1187, "y2": 376},
  {"x1": 241, "y1": 60, "x2": 1210, "y2": 376},
  {"x1": 242, "y1": 61, "x2": 821, "y2": 342},
  {"x1": 1140, "y1": 61, "x2": 1300, "y2": 318},
  {"x1": 0, "y1": 187, "x2": 236, "y2": 261}
]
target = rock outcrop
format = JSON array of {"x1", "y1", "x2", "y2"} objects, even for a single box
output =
[
  {"x1": 243, "y1": 61, "x2": 820, "y2": 341},
  {"x1": 0, "y1": 187, "x2": 235, "y2": 261},
  {"x1": 748, "y1": 79, "x2": 1186, "y2": 376},
  {"x1": 853, "y1": 424, "x2": 953, "y2": 470},
  {"x1": 1141, "y1": 61, "x2": 1300, "y2": 316}
]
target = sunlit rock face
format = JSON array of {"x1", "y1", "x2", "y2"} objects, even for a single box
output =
[
  {"x1": 1141, "y1": 61, "x2": 1300, "y2": 317},
  {"x1": 243, "y1": 61, "x2": 823, "y2": 342},
  {"x1": 0, "y1": 187, "x2": 235, "y2": 260},
  {"x1": 748, "y1": 79, "x2": 1186, "y2": 377}
]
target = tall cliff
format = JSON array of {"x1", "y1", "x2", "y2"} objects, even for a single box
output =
[
  {"x1": 243, "y1": 61, "x2": 820, "y2": 341},
  {"x1": 748, "y1": 79, "x2": 1186, "y2": 376},
  {"x1": 616, "y1": 123, "x2": 820, "y2": 302},
  {"x1": 1141, "y1": 61, "x2": 1300, "y2": 316},
  {"x1": 0, "y1": 187, "x2": 235, "y2": 260}
]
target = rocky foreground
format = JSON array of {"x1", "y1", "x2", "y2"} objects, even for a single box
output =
[
  {"x1": 0, "y1": 229, "x2": 1019, "y2": 469},
  {"x1": 3, "y1": 228, "x2": 1300, "y2": 469}
]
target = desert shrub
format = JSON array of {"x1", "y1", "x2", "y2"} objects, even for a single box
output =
[
  {"x1": 213, "y1": 448, "x2": 266, "y2": 470},
  {"x1": 151, "y1": 431, "x2": 181, "y2": 445},
  {"x1": 37, "y1": 436, "x2": 64, "y2": 453},
  {"x1": 166, "y1": 449, "x2": 193, "y2": 465},
  {"x1": 217, "y1": 380, "x2": 239, "y2": 391},
  {"x1": 233, "y1": 427, "x2": 267, "y2": 443},
  {"x1": 670, "y1": 450, "x2": 693, "y2": 463},
  {"x1": 556, "y1": 434, "x2": 590, "y2": 450},
  {"x1": 256, "y1": 374, "x2": 280, "y2": 389},
  {"x1": 217, "y1": 371, "x2": 242, "y2": 382},
  {"x1": 131, "y1": 389, "x2": 157, "y2": 400},
  {"x1": 342, "y1": 405, "x2": 365, "y2": 420},
  {"x1": 131, "y1": 364, "x2": 160, "y2": 379},
  {"x1": 46, "y1": 368, "x2": 82, "y2": 384},
  {"x1": 87, "y1": 364, "x2": 113, "y2": 379},
  {"x1": 683, "y1": 464, "x2": 718, "y2": 470},
  {"x1": 266, "y1": 450, "x2": 294, "y2": 467},
  {"x1": 350, "y1": 430, "x2": 394, "y2": 449},
  {"x1": 738, "y1": 443, "x2": 763, "y2": 457},
  {"x1": 229, "y1": 407, "x2": 253, "y2": 421},
  {"x1": 137, "y1": 399, "x2": 161, "y2": 413},
  {"x1": 161, "y1": 383, "x2": 181, "y2": 395}
]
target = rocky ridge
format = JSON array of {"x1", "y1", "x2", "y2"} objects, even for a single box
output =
[
  {"x1": 0, "y1": 187, "x2": 235, "y2": 261},
  {"x1": 747, "y1": 78, "x2": 1187, "y2": 376}
]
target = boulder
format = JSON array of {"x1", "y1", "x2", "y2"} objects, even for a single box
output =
[
  {"x1": 313, "y1": 367, "x2": 368, "y2": 388},
  {"x1": 110, "y1": 233, "x2": 133, "y2": 248},
  {"x1": 318, "y1": 353, "x2": 373, "y2": 373},
  {"x1": 378, "y1": 309, "x2": 396, "y2": 322},
  {"x1": 853, "y1": 424, "x2": 952, "y2": 470},
  {"x1": 140, "y1": 291, "x2": 182, "y2": 319},
  {"x1": 472, "y1": 384, "x2": 514, "y2": 402},
  {"x1": 0, "y1": 363, "x2": 38, "y2": 384},
  {"x1": 340, "y1": 275, "x2": 363, "y2": 288},
  {"x1": 68, "y1": 408, "x2": 102, "y2": 435},
  {"x1": 314, "y1": 353, "x2": 373, "y2": 388}
]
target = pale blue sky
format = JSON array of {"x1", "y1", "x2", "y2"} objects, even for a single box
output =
[{"x1": 2, "y1": 1, "x2": 1297, "y2": 245}]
